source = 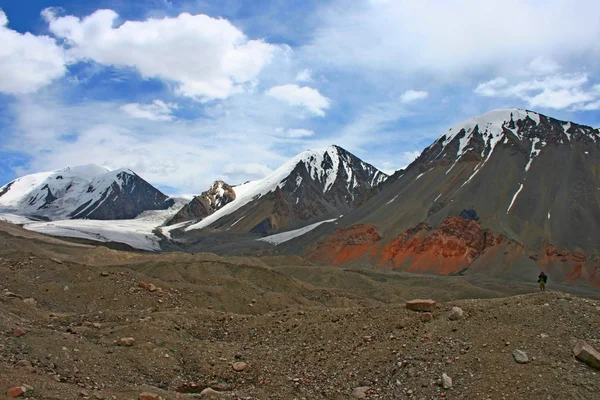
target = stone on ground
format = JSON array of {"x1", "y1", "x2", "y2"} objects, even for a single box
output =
[
  {"x1": 573, "y1": 340, "x2": 600, "y2": 369},
  {"x1": 442, "y1": 373, "x2": 453, "y2": 389},
  {"x1": 421, "y1": 312, "x2": 433, "y2": 322},
  {"x1": 7, "y1": 386, "x2": 27, "y2": 398},
  {"x1": 118, "y1": 337, "x2": 135, "y2": 346},
  {"x1": 512, "y1": 349, "x2": 529, "y2": 364},
  {"x1": 199, "y1": 387, "x2": 226, "y2": 398},
  {"x1": 448, "y1": 306, "x2": 464, "y2": 320},
  {"x1": 405, "y1": 299, "x2": 436, "y2": 312},
  {"x1": 232, "y1": 361, "x2": 249, "y2": 372},
  {"x1": 351, "y1": 386, "x2": 370, "y2": 399},
  {"x1": 139, "y1": 393, "x2": 161, "y2": 400}
]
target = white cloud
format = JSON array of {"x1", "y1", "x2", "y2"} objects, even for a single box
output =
[
  {"x1": 0, "y1": 10, "x2": 66, "y2": 94},
  {"x1": 306, "y1": 0, "x2": 600, "y2": 78},
  {"x1": 473, "y1": 77, "x2": 509, "y2": 97},
  {"x1": 400, "y1": 90, "x2": 428, "y2": 103},
  {"x1": 266, "y1": 84, "x2": 330, "y2": 116},
  {"x1": 282, "y1": 128, "x2": 315, "y2": 138},
  {"x1": 42, "y1": 8, "x2": 280, "y2": 101},
  {"x1": 223, "y1": 162, "x2": 273, "y2": 178},
  {"x1": 475, "y1": 72, "x2": 600, "y2": 110},
  {"x1": 295, "y1": 69, "x2": 313, "y2": 82},
  {"x1": 120, "y1": 100, "x2": 177, "y2": 121},
  {"x1": 528, "y1": 57, "x2": 562, "y2": 76}
]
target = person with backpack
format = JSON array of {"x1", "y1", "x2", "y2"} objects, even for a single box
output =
[{"x1": 538, "y1": 271, "x2": 548, "y2": 292}]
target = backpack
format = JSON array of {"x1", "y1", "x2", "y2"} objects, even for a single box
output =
[{"x1": 543, "y1": 274, "x2": 548, "y2": 283}]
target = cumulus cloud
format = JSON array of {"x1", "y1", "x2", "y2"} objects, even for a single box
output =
[
  {"x1": 266, "y1": 84, "x2": 330, "y2": 116},
  {"x1": 42, "y1": 8, "x2": 280, "y2": 101},
  {"x1": 120, "y1": 100, "x2": 178, "y2": 121},
  {"x1": 400, "y1": 90, "x2": 428, "y2": 103},
  {"x1": 0, "y1": 9, "x2": 66, "y2": 94},
  {"x1": 475, "y1": 71, "x2": 600, "y2": 110}
]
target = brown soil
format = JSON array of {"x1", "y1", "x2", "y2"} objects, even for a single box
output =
[{"x1": 1, "y1": 222, "x2": 599, "y2": 399}]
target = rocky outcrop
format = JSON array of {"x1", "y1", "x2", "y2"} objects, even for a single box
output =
[
  {"x1": 167, "y1": 181, "x2": 235, "y2": 225},
  {"x1": 307, "y1": 215, "x2": 523, "y2": 275},
  {"x1": 378, "y1": 216, "x2": 512, "y2": 275},
  {"x1": 532, "y1": 244, "x2": 600, "y2": 288},
  {"x1": 308, "y1": 224, "x2": 381, "y2": 265}
]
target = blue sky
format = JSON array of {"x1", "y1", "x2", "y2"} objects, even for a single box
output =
[{"x1": 1, "y1": 0, "x2": 599, "y2": 194}]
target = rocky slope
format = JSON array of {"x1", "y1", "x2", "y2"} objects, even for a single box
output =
[
  {"x1": 166, "y1": 181, "x2": 236, "y2": 225},
  {"x1": 170, "y1": 145, "x2": 387, "y2": 240},
  {"x1": 0, "y1": 164, "x2": 174, "y2": 220},
  {"x1": 0, "y1": 221, "x2": 599, "y2": 400},
  {"x1": 284, "y1": 109, "x2": 600, "y2": 287}
]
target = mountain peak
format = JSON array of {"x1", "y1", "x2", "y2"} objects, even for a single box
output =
[
  {"x1": 0, "y1": 164, "x2": 172, "y2": 220},
  {"x1": 420, "y1": 109, "x2": 599, "y2": 170},
  {"x1": 184, "y1": 145, "x2": 387, "y2": 233}
]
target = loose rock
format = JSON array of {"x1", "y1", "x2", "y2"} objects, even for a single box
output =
[
  {"x1": 7, "y1": 386, "x2": 26, "y2": 398},
  {"x1": 118, "y1": 337, "x2": 135, "y2": 347},
  {"x1": 232, "y1": 361, "x2": 249, "y2": 372},
  {"x1": 139, "y1": 393, "x2": 161, "y2": 400},
  {"x1": 513, "y1": 349, "x2": 529, "y2": 364},
  {"x1": 199, "y1": 387, "x2": 226, "y2": 398},
  {"x1": 13, "y1": 328, "x2": 26, "y2": 337},
  {"x1": 422, "y1": 312, "x2": 433, "y2": 322},
  {"x1": 405, "y1": 299, "x2": 436, "y2": 312},
  {"x1": 442, "y1": 373, "x2": 453, "y2": 389},
  {"x1": 448, "y1": 306, "x2": 464, "y2": 321},
  {"x1": 573, "y1": 340, "x2": 600, "y2": 369},
  {"x1": 351, "y1": 386, "x2": 370, "y2": 399}
]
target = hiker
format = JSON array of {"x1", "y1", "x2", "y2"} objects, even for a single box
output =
[{"x1": 538, "y1": 271, "x2": 548, "y2": 292}]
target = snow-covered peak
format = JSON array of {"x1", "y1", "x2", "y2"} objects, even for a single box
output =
[
  {"x1": 439, "y1": 109, "x2": 540, "y2": 158},
  {"x1": 0, "y1": 164, "x2": 169, "y2": 220},
  {"x1": 186, "y1": 145, "x2": 386, "y2": 231}
]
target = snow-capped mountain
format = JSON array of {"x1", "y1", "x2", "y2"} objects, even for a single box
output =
[
  {"x1": 0, "y1": 164, "x2": 174, "y2": 220},
  {"x1": 172, "y1": 145, "x2": 387, "y2": 236},
  {"x1": 414, "y1": 108, "x2": 599, "y2": 174},
  {"x1": 293, "y1": 110, "x2": 600, "y2": 288}
]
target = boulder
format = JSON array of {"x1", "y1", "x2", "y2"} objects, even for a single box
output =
[
  {"x1": 448, "y1": 306, "x2": 464, "y2": 321},
  {"x1": 573, "y1": 340, "x2": 600, "y2": 369},
  {"x1": 405, "y1": 299, "x2": 436, "y2": 312},
  {"x1": 421, "y1": 312, "x2": 433, "y2": 322}
]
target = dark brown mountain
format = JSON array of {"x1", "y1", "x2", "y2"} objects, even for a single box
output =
[{"x1": 281, "y1": 109, "x2": 600, "y2": 287}]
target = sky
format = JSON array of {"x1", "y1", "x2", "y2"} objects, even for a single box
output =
[{"x1": 1, "y1": 0, "x2": 599, "y2": 195}]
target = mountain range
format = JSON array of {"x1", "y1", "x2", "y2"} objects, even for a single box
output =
[{"x1": 1, "y1": 108, "x2": 598, "y2": 287}]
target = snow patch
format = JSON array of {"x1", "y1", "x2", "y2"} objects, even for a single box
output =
[
  {"x1": 386, "y1": 195, "x2": 399, "y2": 205},
  {"x1": 524, "y1": 137, "x2": 542, "y2": 173},
  {"x1": 506, "y1": 183, "x2": 524, "y2": 214},
  {"x1": 256, "y1": 218, "x2": 337, "y2": 245},
  {"x1": 0, "y1": 213, "x2": 37, "y2": 225}
]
